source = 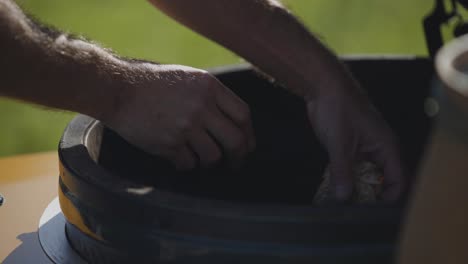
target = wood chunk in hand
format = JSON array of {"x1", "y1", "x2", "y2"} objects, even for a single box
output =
[{"x1": 313, "y1": 161, "x2": 383, "y2": 205}]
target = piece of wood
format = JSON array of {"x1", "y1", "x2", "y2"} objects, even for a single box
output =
[
  {"x1": 314, "y1": 161, "x2": 383, "y2": 205},
  {"x1": 0, "y1": 152, "x2": 58, "y2": 262}
]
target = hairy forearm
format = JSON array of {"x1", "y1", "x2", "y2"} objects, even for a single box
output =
[
  {"x1": 0, "y1": 0, "x2": 134, "y2": 120},
  {"x1": 149, "y1": 0, "x2": 354, "y2": 100}
]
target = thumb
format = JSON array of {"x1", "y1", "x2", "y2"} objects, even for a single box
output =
[{"x1": 328, "y1": 154, "x2": 354, "y2": 202}]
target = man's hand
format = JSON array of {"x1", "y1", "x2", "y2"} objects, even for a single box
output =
[
  {"x1": 104, "y1": 64, "x2": 255, "y2": 170},
  {"x1": 1, "y1": 0, "x2": 255, "y2": 171},
  {"x1": 0, "y1": 0, "x2": 404, "y2": 202},
  {"x1": 150, "y1": 0, "x2": 406, "y2": 201},
  {"x1": 306, "y1": 78, "x2": 405, "y2": 202}
]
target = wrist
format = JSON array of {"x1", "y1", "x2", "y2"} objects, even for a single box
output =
[
  {"x1": 303, "y1": 64, "x2": 363, "y2": 103},
  {"x1": 94, "y1": 61, "x2": 137, "y2": 127},
  {"x1": 97, "y1": 60, "x2": 165, "y2": 129}
]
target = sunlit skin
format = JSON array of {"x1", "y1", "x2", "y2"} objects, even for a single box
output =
[{"x1": 0, "y1": 0, "x2": 404, "y2": 201}]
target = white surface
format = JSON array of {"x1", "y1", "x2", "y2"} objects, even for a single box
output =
[
  {"x1": 38, "y1": 197, "x2": 86, "y2": 263},
  {"x1": 39, "y1": 197, "x2": 60, "y2": 228}
]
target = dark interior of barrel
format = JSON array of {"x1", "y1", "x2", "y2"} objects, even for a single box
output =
[{"x1": 97, "y1": 59, "x2": 433, "y2": 205}]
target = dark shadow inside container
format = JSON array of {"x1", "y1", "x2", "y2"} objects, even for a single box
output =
[{"x1": 98, "y1": 57, "x2": 434, "y2": 205}]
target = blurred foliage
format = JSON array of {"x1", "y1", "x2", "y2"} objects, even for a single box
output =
[{"x1": 1, "y1": 0, "x2": 434, "y2": 156}]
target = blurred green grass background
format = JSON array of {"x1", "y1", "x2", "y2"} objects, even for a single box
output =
[{"x1": 1, "y1": 0, "x2": 433, "y2": 157}]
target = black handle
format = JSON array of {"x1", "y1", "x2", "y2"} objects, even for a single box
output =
[{"x1": 424, "y1": 0, "x2": 457, "y2": 58}]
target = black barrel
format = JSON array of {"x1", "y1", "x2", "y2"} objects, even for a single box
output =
[{"x1": 58, "y1": 57, "x2": 434, "y2": 264}]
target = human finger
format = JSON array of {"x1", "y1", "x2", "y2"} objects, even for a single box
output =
[
  {"x1": 214, "y1": 82, "x2": 256, "y2": 152},
  {"x1": 205, "y1": 109, "x2": 249, "y2": 168},
  {"x1": 188, "y1": 129, "x2": 223, "y2": 168},
  {"x1": 328, "y1": 150, "x2": 355, "y2": 202},
  {"x1": 370, "y1": 139, "x2": 405, "y2": 202},
  {"x1": 168, "y1": 145, "x2": 197, "y2": 171}
]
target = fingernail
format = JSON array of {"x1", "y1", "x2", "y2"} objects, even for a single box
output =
[{"x1": 334, "y1": 185, "x2": 352, "y2": 201}]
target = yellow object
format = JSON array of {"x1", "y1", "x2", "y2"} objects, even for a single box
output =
[{"x1": 58, "y1": 176, "x2": 103, "y2": 241}]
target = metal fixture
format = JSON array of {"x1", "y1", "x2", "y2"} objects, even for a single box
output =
[{"x1": 424, "y1": 0, "x2": 468, "y2": 57}]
